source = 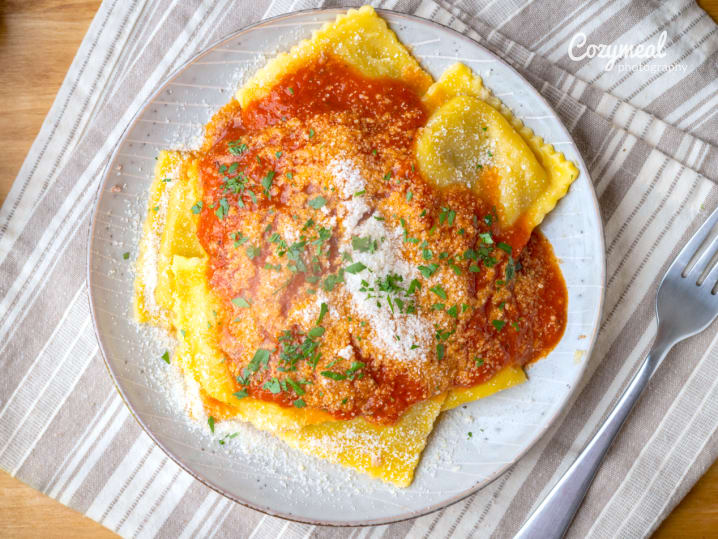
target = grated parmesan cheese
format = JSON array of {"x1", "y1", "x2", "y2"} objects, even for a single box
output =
[
  {"x1": 140, "y1": 162, "x2": 180, "y2": 318},
  {"x1": 330, "y1": 159, "x2": 432, "y2": 363}
]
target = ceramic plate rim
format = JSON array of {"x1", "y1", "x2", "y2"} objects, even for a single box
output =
[{"x1": 87, "y1": 7, "x2": 606, "y2": 527}]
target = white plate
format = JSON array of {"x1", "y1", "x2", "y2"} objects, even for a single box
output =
[{"x1": 88, "y1": 8, "x2": 605, "y2": 526}]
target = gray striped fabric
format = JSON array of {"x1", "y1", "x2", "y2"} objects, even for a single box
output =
[{"x1": 1, "y1": 0, "x2": 716, "y2": 537}]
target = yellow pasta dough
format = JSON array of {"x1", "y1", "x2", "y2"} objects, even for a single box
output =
[
  {"x1": 236, "y1": 5, "x2": 432, "y2": 108},
  {"x1": 418, "y1": 63, "x2": 578, "y2": 234}
]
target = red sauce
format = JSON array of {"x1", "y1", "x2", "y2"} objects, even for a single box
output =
[{"x1": 195, "y1": 56, "x2": 567, "y2": 424}]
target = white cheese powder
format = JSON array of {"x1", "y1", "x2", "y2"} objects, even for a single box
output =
[{"x1": 329, "y1": 159, "x2": 432, "y2": 363}]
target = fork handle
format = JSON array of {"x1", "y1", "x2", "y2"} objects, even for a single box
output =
[{"x1": 515, "y1": 338, "x2": 673, "y2": 539}]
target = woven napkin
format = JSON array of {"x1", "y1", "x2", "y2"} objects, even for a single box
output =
[{"x1": 1, "y1": 0, "x2": 717, "y2": 537}]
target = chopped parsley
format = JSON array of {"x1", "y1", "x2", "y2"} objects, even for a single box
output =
[
  {"x1": 505, "y1": 257, "x2": 517, "y2": 281},
  {"x1": 418, "y1": 263, "x2": 439, "y2": 278},
  {"x1": 497, "y1": 242, "x2": 512, "y2": 254},
  {"x1": 492, "y1": 320, "x2": 506, "y2": 331},
  {"x1": 261, "y1": 170, "x2": 275, "y2": 198},
  {"x1": 429, "y1": 285, "x2": 447, "y2": 300},
  {"x1": 308, "y1": 196, "x2": 326, "y2": 209},
  {"x1": 307, "y1": 326, "x2": 325, "y2": 339},
  {"x1": 399, "y1": 218, "x2": 419, "y2": 244},
  {"x1": 191, "y1": 201, "x2": 203, "y2": 214},
  {"x1": 161, "y1": 350, "x2": 170, "y2": 364},
  {"x1": 287, "y1": 378, "x2": 305, "y2": 396},
  {"x1": 230, "y1": 231, "x2": 249, "y2": 248},
  {"x1": 228, "y1": 139, "x2": 248, "y2": 155},
  {"x1": 208, "y1": 416, "x2": 215, "y2": 433},
  {"x1": 439, "y1": 207, "x2": 456, "y2": 226},
  {"x1": 347, "y1": 361, "x2": 365, "y2": 374},
  {"x1": 233, "y1": 389, "x2": 249, "y2": 400},
  {"x1": 245, "y1": 245, "x2": 261, "y2": 259},
  {"x1": 323, "y1": 272, "x2": 344, "y2": 291},
  {"x1": 317, "y1": 302, "x2": 329, "y2": 324},
  {"x1": 218, "y1": 432, "x2": 239, "y2": 445},
  {"x1": 231, "y1": 296, "x2": 251, "y2": 308},
  {"x1": 345, "y1": 261, "x2": 367, "y2": 274},
  {"x1": 407, "y1": 278, "x2": 421, "y2": 294},
  {"x1": 247, "y1": 348, "x2": 272, "y2": 374},
  {"x1": 293, "y1": 398, "x2": 306, "y2": 408},
  {"x1": 214, "y1": 197, "x2": 229, "y2": 220},
  {"x1": 448, "y1": 261, "x2": 462, "y2": 276},
  {"x1": 321, "y1": 370, "x2": 347, "y2": 381},
  {"x1": 263, "y1": 378, "x2": 281, "y2": 394},
  {"x1": 122, "y1": 252, "x2": 130, "y2": 260},
  {"x1": 352, "y1": 236, "x2": 378, "y2": 253}
]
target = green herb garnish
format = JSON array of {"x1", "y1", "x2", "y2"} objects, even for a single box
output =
[
  {"x1": 345, "y1": 262, "x2": 367, "y2": 274},
  {"x1": 429, "y1": 285, "x2": 447, "y2": 300},
  {"x1": 418, "y1": 263, "x2": 439, "y2": 278},
  {"x1": 308, "y1": 196, "x2": 326, "y2": 209},
  {"x1": 232, "y1": 297, "x2": 251, "y2": 308}
]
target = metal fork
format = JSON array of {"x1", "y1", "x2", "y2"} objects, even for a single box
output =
[{"x1": 516, "y1": 206, "x2": 718, "y2": 539}]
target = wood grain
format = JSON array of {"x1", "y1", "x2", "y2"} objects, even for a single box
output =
[
  {"x1": 0, "y1": 1, "x2": 716, "y2": 537},
  {"x1": 0, "y1": 470, "x2": 116, "y2": 539}
]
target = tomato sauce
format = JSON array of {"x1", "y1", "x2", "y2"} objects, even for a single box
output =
[{"x1": 195, "y1": 56, "x2": 567, "y2": 424}]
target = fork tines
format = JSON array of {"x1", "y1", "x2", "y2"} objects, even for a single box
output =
[{"x1": 678, "y1": 207, "x2": 718, "y2": 294}]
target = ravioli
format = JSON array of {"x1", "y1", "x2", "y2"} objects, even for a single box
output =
[
  {"x1": 280, "y1": 395, "x2": 446, "y2": 487},
  {"x1": 169, "y1": 253, "x2": 339, "y2": 431},
  {"x1": 132, "y1": 6, "x2": 573, "y2": 488},
  {"x1": 418, "y1": 63, "x2": 578, "y2": 239},
  {"x1": 236, "y1": 5, "x2": 432, "y2": 108},
  {"x1": 133, "y1": 150, "x2": 184, "y2": 328}
]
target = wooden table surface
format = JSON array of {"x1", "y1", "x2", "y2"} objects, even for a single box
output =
[{"x1": 1, "y1": 1, "x2": 717, "y2": 537}]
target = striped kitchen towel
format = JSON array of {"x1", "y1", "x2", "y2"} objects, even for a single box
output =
[{"x1": 1, "y1": 0, "x2": 717, "y2": 537}]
